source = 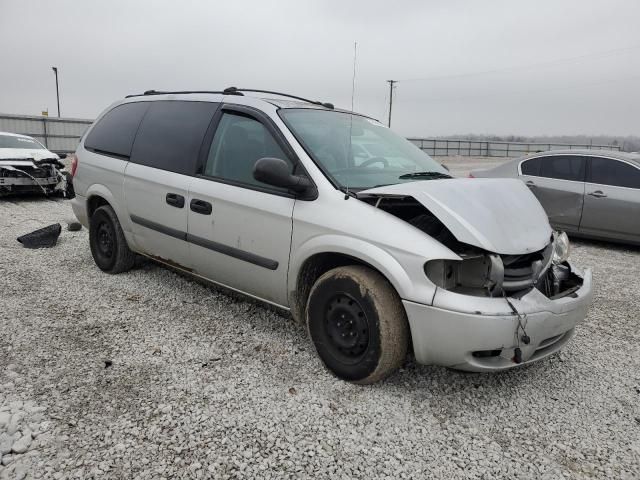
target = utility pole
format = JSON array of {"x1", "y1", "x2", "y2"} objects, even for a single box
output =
[
  {"x1": 52, "y1": 67, "x2": 60, "y2": 118},
  {"x1": 386, "y1": 80, "x2": 397, "y2": 127}
]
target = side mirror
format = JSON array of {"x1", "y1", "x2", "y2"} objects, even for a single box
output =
[
  {"x1": 253, "y1": 157, "x2": 313, "y2": 194},
  {"x1": 57, "y1": 153, "x2": 68, "y2": 160}
]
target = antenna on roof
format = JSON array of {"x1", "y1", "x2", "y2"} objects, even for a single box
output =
[{"x1": 345, "y1": 41, "x2": 358, "y2": 200}]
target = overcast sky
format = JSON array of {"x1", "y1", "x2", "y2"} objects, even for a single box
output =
[{"x1": 1, "y1": 0, "x2": 639, "y2": 137}]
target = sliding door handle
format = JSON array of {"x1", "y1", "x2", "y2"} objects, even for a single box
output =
[
  {"x1": 190, "y1": 198, "x2": 212, "y2": 215},
  {"x1": 166, "y1": 193, "x2": 185, "y2": 208}
]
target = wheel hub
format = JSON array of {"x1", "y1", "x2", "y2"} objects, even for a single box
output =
[
  {"x1": 326, "y1": 294, "x2": 369, "y2": 358},
  {"x1": 97, "y1": 222, "x2": 114, "y2": 258}
]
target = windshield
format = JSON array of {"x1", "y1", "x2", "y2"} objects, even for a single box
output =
[
  {"x1": 0, "y1": 135, "x2": 46, "y2": 149},
  {"x1": 279, "y1": 109, "x2": 449, "y2": 190}
]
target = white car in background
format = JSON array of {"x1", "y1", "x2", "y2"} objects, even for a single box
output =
[{"x1": 0, "y1": 131, "x2": 72, "y2": 197}]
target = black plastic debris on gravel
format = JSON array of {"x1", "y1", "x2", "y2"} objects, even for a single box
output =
[
  {"x1": 67, "y1": 221, "x2": 82, "y2": 232},
  {"x1": 17, "y1": 223, "x2": 62, "y2": 248}
]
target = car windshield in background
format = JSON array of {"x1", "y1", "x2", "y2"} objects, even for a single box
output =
[
  {"x1": 0, "y1": 135, "x2": 45, "y2": 149},
  {"x1": 279, "y1": 109, "x2": 450, "y2": 190}
]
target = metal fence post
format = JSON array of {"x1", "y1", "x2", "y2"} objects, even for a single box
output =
[{"x1": 42, "y1": 117, "x2": 48, "y2": 148}]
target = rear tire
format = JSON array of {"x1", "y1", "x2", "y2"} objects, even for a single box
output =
[
  {"x1": 89, "y1": 205, "x2": 135, "y2": 274},
  {"x1": 306, "y1": 265, "x2": 409, "y2": 384}
]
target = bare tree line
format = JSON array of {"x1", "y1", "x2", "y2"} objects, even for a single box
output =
[{"x1": 440, "y1": 134, "x2": 640, "y2": 152}]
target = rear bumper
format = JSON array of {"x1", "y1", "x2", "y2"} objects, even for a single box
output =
[{"x1": 404, "y1": 263, "x2": 593, "y2": 372}]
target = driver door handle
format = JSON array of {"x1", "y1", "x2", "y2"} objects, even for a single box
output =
[
  {"x1": 525, "y1": 180, "x2": 536, "y2": 188},
  {"x1": 588, "y1": 190, "x2": 607, "y2": 198}
]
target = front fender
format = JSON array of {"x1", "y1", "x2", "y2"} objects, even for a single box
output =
[{"x1": 288, "y1": 234, "x2": 438, "y2": 305}]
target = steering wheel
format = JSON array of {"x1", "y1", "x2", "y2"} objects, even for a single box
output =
[{"x1": 358, "y1": 157, "x2": 388, "y2": 168}]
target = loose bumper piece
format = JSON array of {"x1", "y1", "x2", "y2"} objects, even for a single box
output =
[{"x1": 17, "y1": 223, "x2": 62, "y2": 249}]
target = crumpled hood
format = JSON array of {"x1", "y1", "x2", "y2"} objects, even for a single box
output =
[
  {"x1": 0, "y1": 148, "x2": 58, "y2": 162},
  {"x1": 359, "y1": 178, "x2": 552, "y2": 255}
]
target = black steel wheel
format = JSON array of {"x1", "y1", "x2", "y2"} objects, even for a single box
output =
[
  {"x1": 325, "y1": 293, "x2": 371, "y2": 364},
  {"x1": 89, "y1": 205, "x2": 136, "y2": 273},
  {"x1": 96, "y1": 221, "x2": 114, "y2": 260},
  {"x1": 306, "y1": 265, "x2": 409, "y2": 384}
]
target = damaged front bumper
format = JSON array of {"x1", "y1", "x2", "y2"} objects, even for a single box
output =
[{"x1": 404, "y1": 262, "x2": 593, "y2": 371}]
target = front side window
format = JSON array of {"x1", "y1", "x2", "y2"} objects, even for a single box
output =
[
  {"x1": 279, "y1": 109, "x2": 449, "y2": 190},
  {"x1": 0, "y1": 135, "x2": 46, "y2": 149},
  {"x1": 204, "y1": 112, "x2": 291, "y2": 189},
  {"x1": 589, "y1": 157, "x2": 640, "y2": 189},
  {"x1": 539, "y1": 155, "x2": 585, "y2": 181}
]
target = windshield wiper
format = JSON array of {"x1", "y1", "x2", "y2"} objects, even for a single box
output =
[
  {"x1": 338, "y1": 187, "x2": 358, "y2": 199},
  {"x1": 398, "y1": 171, "x2": 452, "y2": 180}
]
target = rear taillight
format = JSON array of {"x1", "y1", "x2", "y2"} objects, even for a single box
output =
[
  {"x1": 70, "y1": 154, "x2": 78, "y2": 177},
  {"x1": 468, "y1": 173, "x2": 475, "y2": 178}
]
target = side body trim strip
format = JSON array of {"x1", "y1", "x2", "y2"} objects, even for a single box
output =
[{"x1": 130, "y1": 214, "x2": 279, "y2": 270}]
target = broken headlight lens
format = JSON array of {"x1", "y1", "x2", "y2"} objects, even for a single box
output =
[{"x1": 552, "y1": 231, "x2": 570, "y2": 265}]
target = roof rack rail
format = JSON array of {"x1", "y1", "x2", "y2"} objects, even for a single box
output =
[
  {"x1": 223, "y1": 87, "x2": 334, "y2": 109},
  {"x1": 125, "y1": 89, "x2": 244, "y2": 99},
  {"x1": 125, "y1": 88, "x2": 334, "y2": 109}
]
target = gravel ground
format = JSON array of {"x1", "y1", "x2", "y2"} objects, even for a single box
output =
[{"x1": 1, "y1": 162, "x2": 639, "y2": 479}]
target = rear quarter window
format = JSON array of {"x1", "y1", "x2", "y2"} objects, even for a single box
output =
[
  {"x1": 520, "y1": 157, "x2": 541, "y2": 176},
  {"x1": 129, "y1": 101, "x2": 218, "y2": 175},
  {"x1": 84, "y1": 102, "x2": 150, "y2": 158}
]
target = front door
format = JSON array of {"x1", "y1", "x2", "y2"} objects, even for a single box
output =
[
  {"x1": 580, "y1": 156, "x2": 640, "y2": 243},
  {"x1": 187, "y1": 107, "x2": 296, "y2": 306}
]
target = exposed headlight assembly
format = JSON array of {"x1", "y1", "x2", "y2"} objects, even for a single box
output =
[
  {"x1": 552, "y1": 231, "x2": 571, "y2": 265},
  {"x1": 424, "y1": 254, "x2": 504, "y2": 297}
]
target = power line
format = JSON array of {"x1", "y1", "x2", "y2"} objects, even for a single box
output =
[{"x1": 399, "y1": 43, "x2": 640, "y2": 83}]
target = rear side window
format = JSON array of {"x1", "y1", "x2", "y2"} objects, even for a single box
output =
[
  {"x1": 84, "y1": 102, "x2": 149, "y2": 158},
  {"x1": 130, "y1": 101, "x2": 218, "y2": 175},
  {"x1": 539, "y1": 155, "x2": 585, "y2": 181},
  {"x1": 521, "y1": 157, "x2": 541, "y2": 176},
  {"x1": 589, "y1": 157, "x2": 640, "y2": 188}
]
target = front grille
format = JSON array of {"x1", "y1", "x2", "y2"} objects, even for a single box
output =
[{"x1": 501, "y1": 244, "x2": 553, "y2": 292}]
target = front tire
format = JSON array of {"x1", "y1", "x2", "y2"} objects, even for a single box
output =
[
  {"x1": 306, "y1": 265, "x2": 409, "y2": 384},
  {"x1": 89, "y1": 205, "x2": 135, "y2": 274}
]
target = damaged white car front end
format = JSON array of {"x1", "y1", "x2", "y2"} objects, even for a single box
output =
[
  {"x1": 0, "y1": 132, "x2": 73, "y2": 198},
  {"x1": 359, "y1": 178, "x2": 593, "y2": 371}
]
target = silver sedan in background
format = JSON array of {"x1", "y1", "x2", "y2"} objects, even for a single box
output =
[{"x1": 471, "y1": 149, "x2": 640, "y2": 245}]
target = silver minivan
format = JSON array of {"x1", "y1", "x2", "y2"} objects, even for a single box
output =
[{"x1": 71, "y1": 88, "x2": 593, "y2": 383}]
